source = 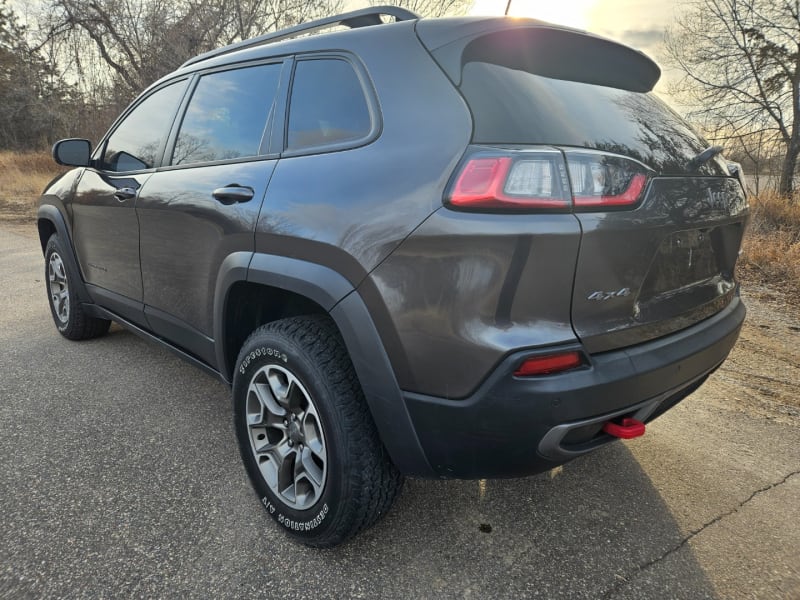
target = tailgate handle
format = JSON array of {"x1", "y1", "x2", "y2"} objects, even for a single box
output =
[{"x1": 212, "y1": 184, "x2": 254, "y2": 204}]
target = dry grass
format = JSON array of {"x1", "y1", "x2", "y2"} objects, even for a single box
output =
[
  {"x1": 738, "y1": 192, "x2": 800, "y2": 298},
  {"x1": 0, "y1": 150, "x2": 63, "y2": 222}
]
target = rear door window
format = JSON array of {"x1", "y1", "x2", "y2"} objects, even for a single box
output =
[
  {"x1": 286, "y1": 58, "x2": 372, "y2": 152},
  {"x1": 171, "y1": 63, "x2": 282, "y2": 165}
]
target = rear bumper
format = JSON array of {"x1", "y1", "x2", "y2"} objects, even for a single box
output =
[{"x1": 403, "y1": 295, "x2": 745, "y2": 478}]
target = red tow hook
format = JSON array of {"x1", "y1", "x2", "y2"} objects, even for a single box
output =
[{"x1": 603, "y1": 417, "x2": 646, "y2": 439}]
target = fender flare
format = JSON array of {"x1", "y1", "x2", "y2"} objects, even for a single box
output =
[
  {"x1": 214, "y1": 252, "x2": 435, "y2": 477},
  {"x1": 37, "y1": 203, "x2": 93, "y2": 305}
]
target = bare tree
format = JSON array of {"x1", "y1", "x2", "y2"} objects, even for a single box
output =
[
  {"x1": 665, "y1": 0, "x2": 800, "y2": 195},
  {"x1": 0, "y1": 0, "x2": 78, "y2": 149},
  {"x1": 367, "y1": 0, "x2": 470, "y2": 18},
  {"x1": 40, "y1": 0, "x2": 343, "y2": 96}
]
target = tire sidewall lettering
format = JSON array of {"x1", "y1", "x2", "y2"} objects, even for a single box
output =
[
  {"x1": 239, "y1": 346, "x2": 288, "y2": 375},
  {"x1": 265, "y1": 498, "x2": 329, "y2": 531}
]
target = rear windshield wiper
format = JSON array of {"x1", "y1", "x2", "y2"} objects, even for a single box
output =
[{"x1": 686, "y1": 145, "x2": 724, "y2": 172}]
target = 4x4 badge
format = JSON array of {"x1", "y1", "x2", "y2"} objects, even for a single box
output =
[{"x1": 587, "y1": 288, "x2": 631, "y2": 301}]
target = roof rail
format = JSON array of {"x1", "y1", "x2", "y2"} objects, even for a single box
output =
[{"x1": 181, "y1": 5, "x2": 420, "y2": 68}]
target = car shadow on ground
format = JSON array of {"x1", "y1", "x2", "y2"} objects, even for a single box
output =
[{"x1": 347, "y1": 446, "x2": 714, "y2": 598}]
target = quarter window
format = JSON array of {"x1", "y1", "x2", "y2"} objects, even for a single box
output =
[
  {"x1": 102, "y1": 81, "x2": 187, "y2": 172},
  {"x1": 172, "y1": 63, "x2": 282, "y2": 166},
  {"x1": 287, "y1": 59, "x2": 371, "y2": 151}
]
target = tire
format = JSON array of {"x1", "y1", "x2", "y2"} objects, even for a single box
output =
[
  {"x1": 44, "y1": 233, "x2": 111, "y2": 340},
  {"x1": 233, "y1": 315, "x2": 403, "y2": 548}
]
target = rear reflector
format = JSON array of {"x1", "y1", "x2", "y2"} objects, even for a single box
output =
[
  {"x1": 603, "y1": 418, "x2": 646, "y2": 439},
  {"x1": 513, "y1": 351, "x2": 583, "y2": 376}
]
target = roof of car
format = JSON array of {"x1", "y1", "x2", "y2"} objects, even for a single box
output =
[{"x1": 181, "y1": 5, "x2": 420, "y2": 68}]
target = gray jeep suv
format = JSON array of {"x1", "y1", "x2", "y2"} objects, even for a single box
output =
[{"x1": 38, "y1": 6, "x2": 748, "y2": 547}]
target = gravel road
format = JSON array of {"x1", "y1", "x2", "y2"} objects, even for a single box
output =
[{"x1": 1, "y1": 224, "x2": 798, "y2": 599}]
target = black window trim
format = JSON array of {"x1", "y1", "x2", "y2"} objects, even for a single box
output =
[
  {"x1": 158, "y1": 56, "x2": 292, "y2": 173},
  {"x1": 91, "y1": 77, "x2": 192, "y2": 175},
  {"x1": 281, "y1": 51, "x2": 381, "y2": 159}
]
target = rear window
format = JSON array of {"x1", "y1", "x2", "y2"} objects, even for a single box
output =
[{"x1": 460, "y1": 62, "x2": 725, "y2": 176}]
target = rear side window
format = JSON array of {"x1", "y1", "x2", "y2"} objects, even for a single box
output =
[
  {"x1": 102, "y1": 81, "x2": 187, "y2": 172},
  {"x1": 172, "y1": 63, "x2": 282, "y2": 165},
  {"x1": 286, "y1": 59, "x2": 371, "y2": 152}
]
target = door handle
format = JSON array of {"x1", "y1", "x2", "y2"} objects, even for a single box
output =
[
  {"x1": 113, "y1": 187, "x2": 137, "y2": 201},
  {"x1": 212, "y1": 185, "x2": 255, "y2": 204}
]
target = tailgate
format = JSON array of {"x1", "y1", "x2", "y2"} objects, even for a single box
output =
[{"x1": 572, "y1": 177, "x2": 748, "y2": 353}]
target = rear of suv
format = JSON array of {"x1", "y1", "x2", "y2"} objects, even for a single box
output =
[{"x1": 38, "y1": 7, "x2": 748, "y2": 547}]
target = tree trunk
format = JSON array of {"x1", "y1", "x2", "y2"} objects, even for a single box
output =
[{"x1": 778, "y1": 137, "x2": 800, "y2": 197}]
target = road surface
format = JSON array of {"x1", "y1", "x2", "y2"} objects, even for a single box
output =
[{"x1": 1, "y1": 224, "x2": 798, "y2": 599}]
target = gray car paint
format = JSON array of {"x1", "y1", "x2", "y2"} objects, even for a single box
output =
[{"x1": 37, "y1": 14, "x2": 748, "y2": 478}]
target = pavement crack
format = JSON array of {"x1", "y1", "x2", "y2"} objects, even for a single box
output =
[{"x1": 601, "y1": 469, "x2": 800, "y2": 599}]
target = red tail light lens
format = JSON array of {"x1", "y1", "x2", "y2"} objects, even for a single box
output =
[
  {"x1": 447, "y1": 150, "x2": 571, "y2": 210},
  {"x1": 566, "y1": 151, "x2": 651, "y2": 209},
  {"x1": 513, "y1": 351, "x2": 584, "y2": 377}
]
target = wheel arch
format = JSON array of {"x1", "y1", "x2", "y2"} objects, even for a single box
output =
[
  {"x1": 37, "y1": 203, "x2": 92, "y2": 304},
  {"x1": 215, "y1": 252, "x2": 435, "y2": 477}
]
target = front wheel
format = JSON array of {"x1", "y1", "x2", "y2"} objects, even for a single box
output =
[
  {"x1": 44, "y1": 234, "x2": 110, "y2": 340},
  {"x1": 233, "y1": 316, "x2": 403, "y2": 548}
]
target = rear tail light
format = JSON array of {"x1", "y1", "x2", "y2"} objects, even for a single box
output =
[
  {"x1": 447, "y1": 150, "x2": 571, "y2": 211},
  {"x1": 446, "y1": 147, "x2": 651, "y2": 212},
  {"x1": 565, "y1": 151, "x2": 651, "y2": 209},
  {"x1": 513, "y1": 351, "x2": 584, "y2": 377}
]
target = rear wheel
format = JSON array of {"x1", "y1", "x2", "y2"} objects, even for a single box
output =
[
  {"x1": 45, "y1": 234, "x2": 110, "y2": 340},
  {"x1": 233, "y1": 315, "x2": 403, "y2": 548}
]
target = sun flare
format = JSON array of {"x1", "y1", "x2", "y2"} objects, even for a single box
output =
[{"x1": 469, "y1": 0, "x2": 599, "y2": 30}]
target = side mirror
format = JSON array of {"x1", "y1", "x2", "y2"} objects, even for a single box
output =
[{"x1": 52, "y1": 138, "x2": 92, "y2": 167}]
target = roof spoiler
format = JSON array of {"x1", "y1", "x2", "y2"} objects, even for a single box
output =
[{"x1": 417, "y1": 18, "x2": 661, "y2": 93}]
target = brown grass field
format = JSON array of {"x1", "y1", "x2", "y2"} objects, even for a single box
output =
[
  {"x1": 1, "y1": 150, "x2": 798, "y2": 297},
  {"x1": 738, "y1": 192, "x2": 800, "y2": 297},
  {"x1": 0, "y1": 150, "x2": 63, "y2": 222}
]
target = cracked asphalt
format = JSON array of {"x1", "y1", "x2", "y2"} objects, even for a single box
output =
[{"x1": 1, "y1": 224, "x2": 799, "y2": 599}]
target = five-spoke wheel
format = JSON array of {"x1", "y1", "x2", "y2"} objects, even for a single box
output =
[
  {"x1": 245, "y1": 364, "x2": 327, "y2": 510},
  {"x1": 233, "y1": 316, "x2": 403, "y2": 547},
  {"x1": 43, "y1": 234, "x2": 110, "y2": 340},
  {"x1": 47, "y1": 252, "x2": 70, "y2": 324}
]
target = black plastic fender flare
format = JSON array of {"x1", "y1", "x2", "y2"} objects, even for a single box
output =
[
  {"x1": 37, "y1": 202, "x2": 93, "y2": 305},
  {"x1": 213, "y1": 252, "x2": 435, "y2": 477}
]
